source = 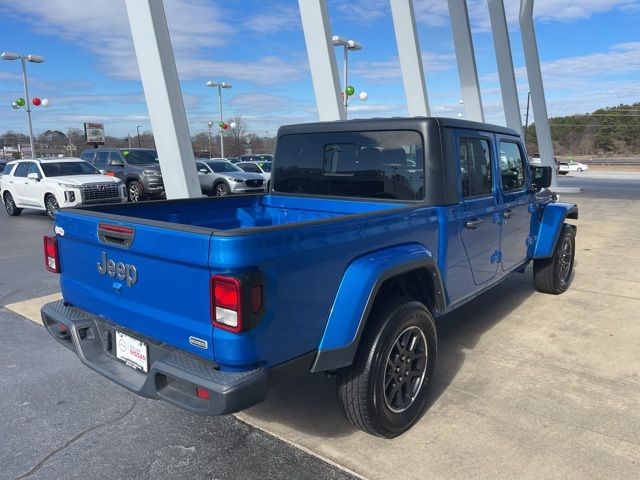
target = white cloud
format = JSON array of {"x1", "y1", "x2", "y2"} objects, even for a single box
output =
[
  {"x1": 351, "y1": 52, "x2": 456, "y2": 82},
  {"x1": 244, "y1": 3, "x2": 300, "y2": 34},
  {"x1": 329, "y1": 0, "x2": 638, "y2": 29}
]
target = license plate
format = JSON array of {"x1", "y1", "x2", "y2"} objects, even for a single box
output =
[{"x1": 115, "y1": 331, "x2": 149, "y2": 372}]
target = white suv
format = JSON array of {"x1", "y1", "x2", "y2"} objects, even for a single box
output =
[{"x1": 1, "y1": 157, "x2": 127, "y2": 219}]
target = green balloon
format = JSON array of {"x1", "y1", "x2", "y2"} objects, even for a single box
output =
[
  {"x1": 218, "y1": 121, "x2": 225, "y2": 128},
  {"x1": 345, "y1": 86, "x2": 355, "y2": 96},
  {"x1": 16, "y1": 97, "x2": 26, "y2": 107}
]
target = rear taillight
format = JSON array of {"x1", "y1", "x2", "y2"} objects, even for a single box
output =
[
  {"x1": 211, "y1": 275, "x2": 243, "y2": 333},
  {"x1": 43, "y1": 235, "x2": 60, "y2": 273}
]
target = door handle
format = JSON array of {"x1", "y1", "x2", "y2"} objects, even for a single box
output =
[
  {"x1": 503, "y1": 209, "x2": 513, "y2": 219},
  {"x1": 465, "y1": 218, "x2": 483, "y2": 229}
]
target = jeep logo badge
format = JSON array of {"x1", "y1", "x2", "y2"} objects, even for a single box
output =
[{"x1": 97, "y1": 252, "x2": 138, "y2": 287}]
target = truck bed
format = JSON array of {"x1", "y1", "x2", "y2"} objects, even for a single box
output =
[{"x1": 65, "y1": 194, "x2": 408, "y2": 233}]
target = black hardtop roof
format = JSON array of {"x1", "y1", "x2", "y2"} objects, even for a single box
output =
[{"x1": 277, "y1": 116, "x2": 520, "y2": 138}]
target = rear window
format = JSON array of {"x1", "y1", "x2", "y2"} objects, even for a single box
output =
[{"x1": 273, "y1": 130, "x2": 424, "y2": 200}]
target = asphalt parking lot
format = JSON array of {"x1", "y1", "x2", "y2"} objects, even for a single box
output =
[{"x1": 1, "y1": 170, "x2": 639, "y2": 480}]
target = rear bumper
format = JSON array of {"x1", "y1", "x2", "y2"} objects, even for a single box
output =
[{"x1": 41, "y1": 300, "x2": 267, "y2": 415}]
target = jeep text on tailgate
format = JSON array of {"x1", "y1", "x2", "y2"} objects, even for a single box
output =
[{"x1": 41, "y1": 118, "x2": 577, "y2": 438}]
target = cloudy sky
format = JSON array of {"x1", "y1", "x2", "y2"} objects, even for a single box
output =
[{"x1": 1, "y1": 0, "x2": 639, "y2": 138}]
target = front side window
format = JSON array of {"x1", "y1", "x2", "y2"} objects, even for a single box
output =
[
  {"x1": 499, "y1": 142, "x2": 526, "y2": 191},
  {"x1": 13, "y1": 162, "x2": 31, "y2": 178},
  {"x1": 459, "y1": 137, "x2": 492, "y2": 198},
  {"x1": 273, "y1": 130, "x2": 424, "y2": 200},
  {"x1": 94, "y1": 151, "x2": 110, "y2": 170},
  {"x1": 40, "y1": 162, "x2": 100, "y2": 177}
]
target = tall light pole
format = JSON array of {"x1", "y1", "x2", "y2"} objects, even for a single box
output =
[
  {"x1": 207, "y1": 121, "x2": 213, "y2": 158},
  {"x1": 206, "y1": 81, "x2": 232, "y2": 157},
  {"x1": 331, "y1": 36, "x2": 361, "y2": 119},
  {"x1": 136, "y1": 125, "x2": 141, "y2": 147},
  {"x1": 1, "y1": 52, "x2": 44, "y2": 158}
]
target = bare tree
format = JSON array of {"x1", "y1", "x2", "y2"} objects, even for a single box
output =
[{"x1": 225, "y1": 115, "x2": 248, "y2": 157}]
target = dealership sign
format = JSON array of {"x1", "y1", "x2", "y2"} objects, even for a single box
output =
[{"x1": 84, "y1": 122, "x2": 105, "y2": 144}]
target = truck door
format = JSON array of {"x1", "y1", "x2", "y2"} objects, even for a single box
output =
[
  {"x1": 497, "y1": 138, "x2": 532, "y2": 270},
  {"x1": 457, "y1": 134, "x2": 500, "y2": 285}
]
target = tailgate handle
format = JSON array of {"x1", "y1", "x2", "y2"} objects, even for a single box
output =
[{"x1": 98, "y1": 223, "x2": 135, "y2": 248}]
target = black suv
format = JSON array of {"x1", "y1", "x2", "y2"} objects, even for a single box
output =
[{"x1": 80, "y1": 148, "x2": 164, "y2": 201}]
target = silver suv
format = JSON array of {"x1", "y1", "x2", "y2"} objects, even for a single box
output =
[
  {"x1": 196, "y1": 160, "x2": 265, "y2": 196},
  {"x1": 80, "y1": 148, "x2": 164, "y2": 201}
]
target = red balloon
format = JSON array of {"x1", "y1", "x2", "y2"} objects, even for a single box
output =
[
  {"x1": 223, "y1": 123, "x2": 229, "y2": 129},
  {"x1": 32, "y1": 97, "x2": 42, "y2": 106}
]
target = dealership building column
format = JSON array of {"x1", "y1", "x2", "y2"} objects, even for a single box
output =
[
  {"x1": 520, "y1": 0, "x2": 557, "y2": 185},
  {"x1": 298, "y1": 0, "x2": 346, "y2": 121},
  {"x1": 447, "y1": 0, "x2": 484, "y2": 122},
  {"x1": 488, "y1": 0, "x2": 522, "y2": 137},
  {"x1": 390, "y1": 0, "x2": 431, "y2": 117},
  {"x1": 124, "y1": 0, "x2": 201, "y2": 199}
]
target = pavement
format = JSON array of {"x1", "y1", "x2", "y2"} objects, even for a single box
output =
[{"x1": 2, "y1": 170, "x2": 639, "y2": 479}]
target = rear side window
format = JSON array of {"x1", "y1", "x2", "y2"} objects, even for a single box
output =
[
  {"x1": 499, "y1": 142, "x2": 526, "y2": 191},
  {"x1": 81, "y1": 151, "x2": 96, "y2": 163},
  {"x1": 459, "y1": 137, "x2": 492, "y2": 197},
  {"x1": 273, "y1": 130, "x2": 424, "y2": 200}
]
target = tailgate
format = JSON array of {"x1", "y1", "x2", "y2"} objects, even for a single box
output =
[{"x1": 55, "y1": 211, "x2": 214, "y2": 360}]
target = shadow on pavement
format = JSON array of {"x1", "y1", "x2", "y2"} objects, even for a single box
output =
[{"x1": 242, "y1": 269, "x2": 537, "y2": 439}]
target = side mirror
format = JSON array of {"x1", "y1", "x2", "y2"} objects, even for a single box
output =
[
  {"x1": 99, "y1": 169, "x2": 107, "y2": 174},
  {"x1": 109, "y1": 159, "x2": 125, "y2": 167},
  {"x1": 27, "y1": 172, "x2": 40, "y2": 181},
  {"x1": 531, "y1": 166, "x2": 552, "y2": 190}
]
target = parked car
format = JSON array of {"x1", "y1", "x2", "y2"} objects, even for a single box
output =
[
  {"x1": 195, "y1": 159, "x2": 265, "y2": 196},
  {"x1": 80, "y1": 147, "x2": 164, "y2": 201},
  {"x1": 239, "y1": 154, "x2": 263, "y2": 163},
  {"x1": 567, "y1": 161, "x2": 588, "y2": 172},
  {"x1": 1, "y1": 157, "x2": 126, "y2": 219},
  {"x1": 558, "y1": 162, "x2": 570, "y2": 175},
  {"x1": 0, "y1": 161, "x2": 8, "y2": 178},
  {"x1": 257, "y1": 154, "x2": 273, "y2": 162},
  {"x1": 236, "y1": 161, "x2": 272, "y2": 190},
  {"x1": 226, "y1": 157, "x2": 240, "y2": 163},
  {"x1": 42, "y1": 117, "x2": 577, "y2": 438},
  {"x1": 529, "y1": 154, "x2": 561, "y2": 172}
]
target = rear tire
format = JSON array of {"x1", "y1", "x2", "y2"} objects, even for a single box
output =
[
  {"x1": 45, "y1": 194, "x2": 59, "y2": 220},
  {"x1": 3, "y1": 192, "x2": 22, "y2": 216},
  {"x1": 534, "y1": 224, "x2": 575, "y2": 294},
  {"x1": 336, "y1": 299, "x2": 437, "y2": 438}
]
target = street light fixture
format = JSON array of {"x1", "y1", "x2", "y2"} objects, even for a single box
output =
[
  {"x1": 136, "y1": 125, "x2": 141, "y2": 148},
  {"x1": 207, "y1": 121, "x2": 213, "y2": 158},
  {"x1": 332, "y1": 36, "x2": 363, "y2": 118},
  {"x1": 206, "y1": 81, "x2": 232, "y2": 157},
  {"x1": 1, "y1": 51, "x2": 45, "y2": 158}
]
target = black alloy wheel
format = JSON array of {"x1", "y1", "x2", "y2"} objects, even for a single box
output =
[
  {"x1": 533, "y1": 224, "x2": 576, "y2": 294},
  {"x1": 337, "y1": 299, "x2": 437, "y2": 438},
  {"x1": 383, "y1": 326, "x2": 429, "y2": 413}
]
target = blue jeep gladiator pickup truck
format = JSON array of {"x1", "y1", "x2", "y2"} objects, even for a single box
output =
[{"x1": 41, "y1": 117, "x2": 577, "y2": 438}]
